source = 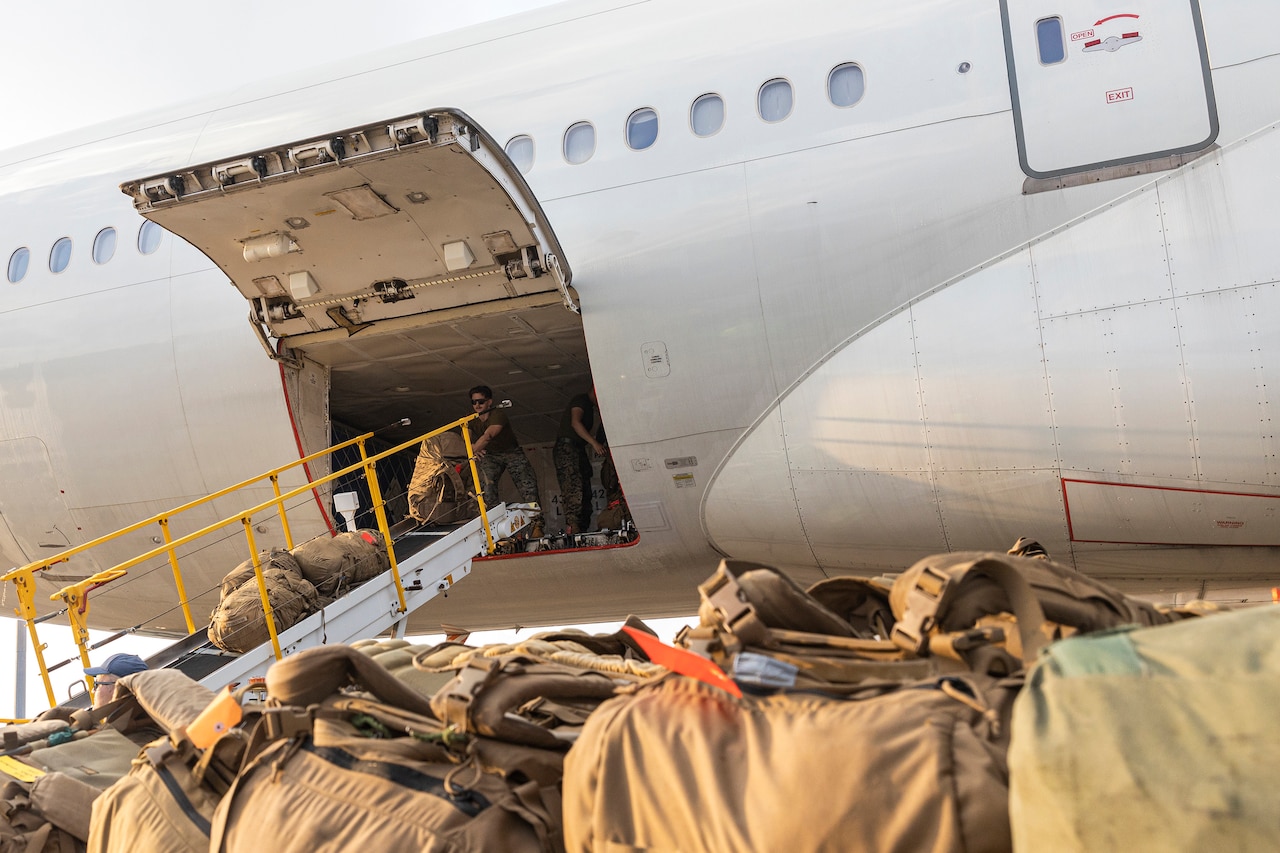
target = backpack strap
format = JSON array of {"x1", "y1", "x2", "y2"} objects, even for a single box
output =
[
  {"x1": 696, "y1": 559, "x2": 855, "y2": 656},
  {"x1": 697, "y1": 560, "x2": 773, "y2": 650},
  {"x1": 890, "y1": 554, "x2": 1048, "y2": 665},
  {"x1": 431, "y1": 655, "x2": 620, "y2": 748}
]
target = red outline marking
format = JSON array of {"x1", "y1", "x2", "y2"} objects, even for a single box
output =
[
  {"x1": 475, "y1": 536, "x2": 640, "y2": 561},
  {"x1": 1094, "y1": 13, "x2": 1140, "y2": 25},
  {"x1": 1061, "y1": 478, "x2": 1280, "y2": 547},
  {"x1": 1122, "y1": 31, "x2": 1140, "y2": 39},
  {"x1": 276, "y1": 357, "x2": 336, "y2": 536},
  {"x1": 1085, "y1": 39, "x2": 1102, "y2": 48}
]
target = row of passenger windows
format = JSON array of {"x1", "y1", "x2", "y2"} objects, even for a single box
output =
[
  {"x1": 6, "y1": 221, "x2": 165, "y2": 283},
  {"x1": 503, "y1": 62, "x2": 866, "y2": 172},
  {"x1": 8, "y1": 63, "x2": 868, "y2": 282}
]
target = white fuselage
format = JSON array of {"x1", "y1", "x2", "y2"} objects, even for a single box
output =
[{"x1": 1, "y1": 0, "x2": 1277, "y2": 633}]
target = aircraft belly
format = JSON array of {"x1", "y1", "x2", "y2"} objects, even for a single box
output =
[{"x1": 706, "y1": 118, "x2": 1280, "y2": 581}]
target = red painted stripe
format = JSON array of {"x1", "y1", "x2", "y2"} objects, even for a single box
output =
[
  {"x1": 1061, "y1": 477, "x2": 1280, "y2": 501},
  {"x1": 1094, "y1": 13, "x2": 1140, "y2": 25},
  {"x1": 1085, "y1": 39, "x2": 1101, "y2": 48},
  {"x1": 1122, "y1": 31, "x2": 1140, "y2": 39},
  {"x1": 1060, "y1": 478, "x2": 1280, "y2": 547},
  {"x1": 475, "y1": 536, "x2": 640, "y2": 561},
  {"x1": 1068, "y1": 536, "x2": 1279, "y2": 547},
  {"x1": 1061, "y1": 477, "x2": 1075, "y2": 541},
  {"x1": 277, "y1": 358, "x2": 337, "y2": 536}
]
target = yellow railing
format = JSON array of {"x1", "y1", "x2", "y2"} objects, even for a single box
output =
[{"x1": 3, "y1": 413, "x2": 492, "y2": 709}]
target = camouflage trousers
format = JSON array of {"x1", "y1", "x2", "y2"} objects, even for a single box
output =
[
  {"x1": 477, "y1": 449, "x2": 541, "y2": 511},
  {"x1": 554, "y1": 437, "x2": 594, "y2": 532}
]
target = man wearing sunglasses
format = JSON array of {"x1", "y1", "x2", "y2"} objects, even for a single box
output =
[{"x1": 466, "y1": 386, "x2": 543, "y2": 528}]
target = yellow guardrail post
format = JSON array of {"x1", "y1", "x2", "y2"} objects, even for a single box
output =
[
  {"x1": 242, "y1": 519, "x2": 283, "y2": 661},
  {"x1": 358, "y1": 437, "x2": 408, "y2": 615},
  {"x1": 49, "y1": 568, "x2": 128, "y2": 695},
  {"x1": 460, "y1": 416, "x2": 496, "y2": 555},
  {"x1": 2, "y1": 564, "x2": 57, "y2": 707},
  {"x1": 8, "y1": 413, "x2": 500, "y2": 720},
  {"x1": 270, "y1": 473, "x2": 295, "y2": 550},
  {"x1": 157, "y1": 518, "x2": 196, "y2": 635}
]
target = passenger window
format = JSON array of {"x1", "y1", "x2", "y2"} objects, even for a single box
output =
[
  {"x1": 138, "y1": 220, "x2": 163, "y2": 255},
  {"x1": 758, "y1": 79, "x2": 793, "y2": 123},
  {"x1": 505, "y1": 135, "x2": 534, "y2": 175},
  {"x1": 563, "y1": 122, "x2": 596, "y2": 165},
  {"x1": 626, "y1": 108, "x2": 658, "y2": 151},
  {"x1": 92, "y1": 227, "x2": 117, "y2": 265},
  {"x1": 7, "y1": 247, "x2": 29, "y2": 283},
  {"x1": 1036, "y1": 17, "x2": 1066, "y2": 65},
  {"x1": 690, "y1": 94, "x2": 725, "y2": 137},
  {"x1": 828, "y1": 63, "x2": 866, "y2": 107},
  {"x1": 49, "y1": 238, "x2": 72, "y2": 274}
]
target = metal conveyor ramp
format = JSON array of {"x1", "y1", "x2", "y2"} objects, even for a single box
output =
[
  {"x1": 6, "y1": 415, "x2": 524, "y2": 715},
  {"x1": 180, "y1": 505, "x2": 531, "y2": 690}
]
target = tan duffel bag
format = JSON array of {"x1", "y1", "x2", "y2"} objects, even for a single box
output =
[
  {"x1": 564, "y1": 672, "x2": 1020, "y2": 853},
  {"x1": 211, "y1": 644, "x2": 594, "y2": 853},
  {"x1": 291, "y1": 529, "x2": 390, "y2": 598}
]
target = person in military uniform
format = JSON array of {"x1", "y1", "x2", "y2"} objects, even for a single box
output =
[
  {"x1": 554, "y1": 388, "x2": 605, "y2": 535},
  {"x1": 465, "y1": 386, "x2": 542, "y2": 521}
]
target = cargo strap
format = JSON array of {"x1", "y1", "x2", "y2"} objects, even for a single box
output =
[
  {"x1": 891, "y1": 556, "x2": 1047, "y2": 665},
  {"x1": 435, "y1": 657, "x2": 500, "y2": 734},
  {"x1": 695, "y1": 559, "x2": 775, "y2": 654}
]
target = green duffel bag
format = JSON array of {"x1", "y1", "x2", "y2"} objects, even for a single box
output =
[{"x1": 1008, "y1": 605, "x2": 1278, "y2": 852}]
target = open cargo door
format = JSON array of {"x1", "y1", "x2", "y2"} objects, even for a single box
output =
[
  {"x1": 122, "y1": 109, "x2": 574, "y2": 349},
  {"x1": 122, "y1": 110, "x2": 598, "y2": 535}
]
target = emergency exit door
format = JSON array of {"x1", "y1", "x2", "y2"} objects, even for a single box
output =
[{"x1": 1001, "y1": 0, "x2": 1218, "y2": 179}]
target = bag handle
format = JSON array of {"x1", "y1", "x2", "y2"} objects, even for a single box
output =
[{"x1": 891, "y1": 555, "x2": 1048, "y2": 665}]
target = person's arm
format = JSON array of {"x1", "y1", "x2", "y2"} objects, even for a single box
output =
[
  {"x1": 571, "y1": 406, "x2": 605, "y2": 456},
  {"x1": 473, "y1": 422, "x2": 504, "y2": 456}
]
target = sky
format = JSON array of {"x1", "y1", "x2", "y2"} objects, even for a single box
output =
[
  {"x1": 0, "y1": 0, "x2": 703, "y2": 720},
  {"x1": 0, "y1": 1, "x2": 557, "y2": 150}
]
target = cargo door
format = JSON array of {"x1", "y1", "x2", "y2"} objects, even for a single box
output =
[
  {"x1": 121, "y1": 109, "x2": 600, "y2": 535},
  {"x1": 1001, "y1": 0, "x2": 1217, "y2": 179},
  {"x1": 122, "y1": 109, "x2": 574, "y2": 347}
]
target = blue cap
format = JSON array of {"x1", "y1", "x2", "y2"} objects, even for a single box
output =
[{"x1": 84, "y1": 653, "x2": 148, "y2": 677}]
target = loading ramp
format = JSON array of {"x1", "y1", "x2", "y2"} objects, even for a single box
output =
[
  {"x1": 146, "y1": 507, "x2": 531, "y2": 692},
  {"x1": 5, "y1": 415, "x2": 531, "y2": 716}
]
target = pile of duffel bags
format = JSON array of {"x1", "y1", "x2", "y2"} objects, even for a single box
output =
[
  {"x1": 207, "y1": 530, "x2": 390, "y2": 653},
  {"x1": 3, "y1": 543, "x2": 1278, "y2": 852}
]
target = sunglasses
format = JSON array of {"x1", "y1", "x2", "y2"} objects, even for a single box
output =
[{"x1": 471, "y1": 398, "x2": 489, "y2": 405}]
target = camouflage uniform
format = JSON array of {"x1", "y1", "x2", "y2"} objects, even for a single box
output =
[
  {"x1": 554, "y1": 437, "x2": 593, "y2": 532},
  {"x1": 467, "y1": 405, "x2": 542, "y2": 512},
  {"x1": 554, "y1": 392, "x2": 599, "y2": 532},
  {"x1": 477, "y1": 450, "x2": 541, "y2": 509}
]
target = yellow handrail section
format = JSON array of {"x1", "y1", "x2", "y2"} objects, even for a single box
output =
[{"x1": 3, "y1": 413, "x2": 490, "y2": 708}]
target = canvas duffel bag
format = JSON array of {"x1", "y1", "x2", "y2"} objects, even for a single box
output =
[
  {"x1": 563, "y1": 672, "x2": 1021, "y2": 853},
  {"x1": 210, "y1": 644, "x2": 570, "y2": 852},
  {"x1": 88, "y1": 675, "x2": 266, "y2": 853},
  {"x1": 561, "y1": 556, "x2": 1058, "y2": 852},
  {"x1": 0, "y1": 728, "x2": 140, "y2": 851},
  {"x1": 206, "y1": 566, "x2": 320, "y2": 653},
  {"x1": 679, "y1": 559, "x2": 934, "y2": 692},
  {"x1": 1, "y1": 778, "x2": 82, "y2": 853},
  {"x1": 1008, "y1": 605, "x2": 1280, "y2": 852},
  {"x1": 291, "y1": 529, "x2": 390, "y2": 598},
  {"x1": 889, "y1": 551, "x2": 1185, "y2": 667},
  {"x1": 216, "y1": 548, "x2": 302, "y2": 599},
  {"x1": 682, "y1": 556, "x2": 1049, "y2": 691},
  {"x1": 408, "y1": 431, "x2": 475, "y2": 525}
]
